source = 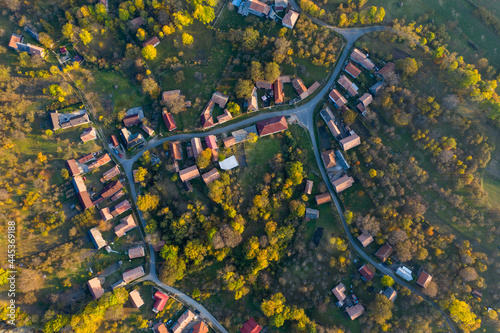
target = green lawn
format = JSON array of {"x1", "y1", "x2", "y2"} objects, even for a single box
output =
[{"x1": 483, "y1": 174, "x2": 500, "y2": 208}]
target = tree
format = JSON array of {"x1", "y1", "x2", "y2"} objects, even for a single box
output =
[
  {"x1": 44, "y1": 314, "x2": 70, "y2": 333},
  {"x1": 248, "y1": 61, "x2": 263, "y2": 82},
  {"x1": 79, "y1": 29, "x2": 92, "y2": 45},
  {"x1": 95, "y1": 3, "x2": 107, "y2": 16},
  {"x1": 261, "y1": 293, "x2": 286, "y2": 317},
  {"x1": 165, "y1": 96, "x2": 186, "y2": 114},
  {"x1": 37, "y1": 152, "x2": 47, "y2": 163},
  {"x1": 369, "y1": 169, "x2": 377, "y2": 178},
  {"x1": 344, "y1": 108, "x2": 357, "y2": 124},
  {"x1": 182, "y1": 33, "x2": 194, "y2": 45},
  {"x1": 235, "y1": 79, "x2": 254, "y2": 99},
  {"x1": 119, "y1": 8, "x2": 130, "y2": 21},
  {"x1": 0, "y1": 65, "x2": 10, "y2": 82},
  {"x1": 264, "y1": 62, "x2": 281, "y2": 82},
  {"x1": 137, "y1": 193, "x2": 159, "y2": 211},
  {"x1": 196, "y1": 149, "x2": 212, "y2": 169},
  {"x1": 459, "y1": 267, "x2": 478, "y2": 282},
  {"x1": 226, "y1": 102, "x2": 241, "y2": 116},
  {"x1": 38, "y1": 32, "x2": 53, "y2": 49},
  {"x1": 0, "y1": 268, "x2": 9, "y2": 285},
  {"x1": 441, "y1": 137, "x2": 457, "y2": 150},
  {"x1": 396, "y1": 58, "x2": 420, "y2": 76},
  {"x1": 4, "y1": 0, "x2": 20, "y2": 11},
  {"x1": 381, "y1": 275, "x2": 394, "y2": 287},
  {"x1": 338, "y1": 13, "x2": 349, "y2": 27},
  {"x1": 60, "y1": 168, "x2": 69, "y2": 180},
  {"x1": 159, "y1": 257, "x2": 186, "y2": 285},
  {"x1": 367, "y1": 294, "x2": 393, "y2": 325},
  {"x1": 421, "y1": 281, "x2": 438, "y2": 297},
  {"x1": 173, "y1": 11, "x2": 193, "y2": 28},
  {"x1": 141, "y1": 45, "x2": 157, "y2": 60},
  {"x1": 136, "y1": 28, "x2": 146, "y2": 41},
  {"x1": 447, "y1": 299, "x2": 480, "y2": 331},
  {"x1": 142, "y1": 77, "x2": 160, "y2": 98},
  {"x1": 286, "y1": 161, "x2": 304, "y2": 185},
  {"x1": 162, "y1": 25, "x2": 175, "y2": 35},
  {"x1": 184, "y1": 239, "x2": 207, "y2": 264},
  {"x1": 135, "y1": 167, "x2": 148, "y2": 182},
  {"x1": 193, "y1": 5, "x2": 215, "y2": 24},
  {"x1": 242, "y1": 28, "x2": 260, "y2": 51}
]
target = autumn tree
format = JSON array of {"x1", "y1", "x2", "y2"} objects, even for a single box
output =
[
  {"x1": 137, "y1": 193, "x2": 159, "y2": 211},
  {"x1": 248, "y1": 61, "x2": 263, "y2": 82},
  {"x1": 286, "y1": 161, "x2": 304, "y2": 185},
  {"x1": 60, "y1": 168, "x2": 69, "y2": 180},
  {"x1": 242, "y1": 27, "x2": 260, "y2": 51},
  {"x1": 79, "y1": 29, "x2": 92, "y2": 45},
  {"x1": 235, "y1": 79, "x2": 254, "y2": 99},
  {"x1": 447, "y1": 298, "x2": 480, "y2": 331},
  {"x1": 264, "y1": 62, "x2": 281, "y2": 82},
  {"x1": 196, "y1": 148, "x2": 212, "y2": 169},
  {"x1": 367, "y1": 294, "x2": 393, "y2": 326},
  {"x1": 141, "y1": 45, "x2": 157, "y2": 60},
  {"x1": 38, "y1": 32, "x2": 53, "y2": 49},
  {"x1": 396, "y1": 58, "x2": 420, "y2": 76},
  {"x1": 135, "y1": 167, "x2": 148, "y2": 182},
  {"x1": 193, "y1": 5, "x2": 215, "y2": 24},
  {"x1": 226, "y1": 102, "x2": 241, "y2": 116},
  {"x1": 182, "y1": 33, "x2": 194, "y2": 45},
  {"x1": 381, "y1": 275, "x2": 394, "y2": 287},
  {"x1": 142, "y1": 77, "x2": 160, "y2": 98},
  {"x1": 344, "y1": 108, "x2": 357, "y2": 124}
]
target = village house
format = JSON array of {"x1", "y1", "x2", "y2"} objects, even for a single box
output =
[
  {"x1": 358, "y1": 264, "x2": 375, "y2": 282},
  {"x1": 88, "y1": 153, "x2": 111, "y2": 170},
  {"x1": 338, "y1": 75, "x2": 359, "y2": 97},
  {"x1": 128, "y1": 246, "x2": 145, "y2": 259},
  {"x1": 98, "y1": 180, "x2": 124, "y2": 200},
  {"x1": 114, "y1": 214, "x2": 137, "y2": 238},
  {"x1": 282, "y1": 10, "x2": 299, "y2": 29},
  {"x1": 129, "y1": 289, "x2": 144, "y2": 309},
  {"x1": 162, "y1": 90, "x2": 181, "y2": 102},
  {"x1": 375, "y1": 243, "x2": 394, "y2": 262},
  {"x1": 328, "y1": 89, "x2": 347, "y2": 108},
  {"x1": 275, "y1": 0, "x2": 288, "y2": 11},
  {"x1": 219, "y1": 155, "x2": 239, "y2": 170},
  {"x1": 396, "y1": 266, "x2": 413, "y2": 281},
  {"x1": 304, "y1": 180, "x2": 313, "y2": 195},
  {"x1": 322, "y1": 150, "x2": 337, "y2": 171},
  {"x1": 89, "y1": 227, "x2": 106, "y2": 250},
  {"x1": 357, "y1": 232, "x2": 374, "y2": 247},
  {"x1": 202, "y1": 168, "x2": 221, "y2": 184},
  {"x1": 179, "y1": 165, "x2": 200, "y2": 182},
  {"x1": 110, "y1": 199, "x2": 131, "y2": 217},
  {"x1": 200, "y1": 92, "x2": 229, "y2": 129},
  {"x1": 335, "y1": 150, "x2": 350, "y2": 170},
  {"x1": 332, "y1": 175, "x2": 354, "y2": 193},
  {"x1": 256, "y1": 80, "x2": 273, "y2": 90},
  {"x1": 357, "y1": 92, "x2": 373, "y2": 114},
  {"x1": 346, "y1": 304, "x2": 365, "y2": 320},
  {"x1": 80, "y1": 127, "x2": 97, "y2": 143},
  {"x1": 110, "y1": 135, "x2": 119, "y2": 147},
  {"x1": 345, "y1": 62, "x2": 362, "y2": 78},
  {"x1": 350, "y1": 48, "x2": 375, "y2": 70},
  {"x1": 123, "y1": 113, "x2": 141, "y2": 127},
  {"x1": 369, "y1": 81, "x2": 384, "y2": 95},
  {"x1": 129, "y1": 16, "x2": 145, "y2": 29},
  {"x1": 274, "y1": 78, "x2": 285, "y2": 104},
  {"x1": 8, "y1": 33, "x2": 45, "y2": 56},
  {"x1": 153, "y1": 323, "x2": 168, "y2": 333},
  {"x1": 50, "y1": 110, "x2": 90, "y2": 131},
  {"x1": 142, "y1": 36, "x2": 160, "y2": 48},
  {"x1": 99, "y1": 207, "x2": 113, "y2": 221},
  {"x1": 377, "y1": 62, "x2": 396, "y2": 80},
  {"x1": 78, "y1": 153, "x2": 95, "y2": 164},
  {"x1": 327, "y1": 119, "x2": 341, "y2": 137},
  {"x1": 153, "y1": 290, "x2": 169, "y2": 313},
  {"x1": 169, "y1": 141, "x2": 183, "y2": 160},
  {"x1": 256, "y1": 116, "x2": 288, "y2": 136},
  {"x1": 339, "y1": 132, "x2": 361, "y2": 151},
  {"x1": 122, "y1": 266, "x2": 145, "y2": 284},
  {"x1": 292, "y1": 78, "x2": 308, "y2": 99},
  {"x1": 223, "y1": 136, "x2": 237, "y2": 148},
  {"x1": 383, "y1": 287, "x2": 397, "y2": 302},
  {"x1": 315, "y1": 193, "x2": 331, "y2": 205},
  {"x1": 248, "y1": 0, "x2": 271, "y2": 17},
  {"x1": 332, "y1": 283, "x2": 347, "y2": 304},
  {"x1": 66, "y1": 159, "x2": 83, "y2": 176},
  {"x1": 305, "y1": 208, "x2": 319, "y2": 219},
  {"x1": 191, "y1": 137, "x2": 203, "y2": 159},
  {"x1": 192, "y1": 321, "x2": 209, "y2": 333},
  {"x1": 171, "y1": 309, "x2": 196, "y2": 333},
  {"x1": 87, "y1": 277, "x2": 104, "y2": 300},
  {"x1": 120, "y1": 127, "x2": 145, "y2": 149},
  {"x1": 416, "y1": 270, "x2": 432, "y2": 288},
  {"x1": 100, "y1": 165, "x2": 121, "y2": 183},
  {"x1": 110, "y1": 190, "x2": 125, "y2": 202},
  {"x1": 247, "y1": 86, "x2": 258, "y2": 111},
  {"x1": 73, "y1": 176, "x2": 93, "y2": 210},
  {"x1": 162, "y1": 110, "x2": 177, "y2": 131},
  {"x1": 217, "y1": 109, "x2": 233, "y2": 124},
  {"x1": 240, "y1": 317, "x2": 262, "y2": 333},
  {"x1": 205, "y1": 135, "x2": 218, "y2": 156}
]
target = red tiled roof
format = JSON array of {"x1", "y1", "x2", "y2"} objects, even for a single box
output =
[
  {"x1": 249, "y1": 0, "x2": 270, "y2": 15},
  {"x1": 179, "y1": 165, "x2": 200, "y2": 182},
  {"x1": 345, "y1": 63, "x2": 361, "y2": 78},
  {"x1": 202, "y1": 168, "x2": 221, "y2": 184},
  {"x1": 274, "y1": 78, "x2": 284, "y2": 104},
  {"x1": 129, "y1": 290, "x2": 144, "y2": 308},
  {"x1": 192, "y1": 321, "x2": 209, "y2": 333},
  {"x1": 114, "y1": 214, "x2": 137, "y2": 238},
  {"x1": 416, "y1": 270, "x2": 432, "y2": 288},
  {"x1": 162, "y1": 111, "x2": 177, "y2": 131},
  {"x1": 292, "y1": 78, "x2": 307, "y2": 96},
  {"x1": 100, "y1": 180, "x2": 123, "y2": 199},
  {"x1": 223, "y1": 136, "x2": 236, "y2": 147},
  {"x1": 8, "y1": 34, "x2": 23, "y2": 49},
  {"x1": 322, "y1": 150, "x2": 336, "y2": 169},
  {"x1": 142, "y1": 36, "x2": 160, "y2": 48},
  {"x1": 375, "y1": 243, "x2": 393, "y2": 262},
  {"x1": 315, "y1": 193, "x2": 331, "y2": 205},
  {"x1": 77, "y1": 191, "x2": 94, "y2": 210},
  {"x1": 377, "y1": 62, "x2": 395, "y2": 76},
  {"x1": 256, "y1": 116, "x2": 288, "y2": 136},
  {"x1": 123, "y1": 114, "x2": 141, "y2": 127},
  {"x1": 282, "y1": 10, "x2": 299, "y2": 28},
  {"x1": 87, "y1": 277, "x2": 104, "y2": 300},
  {"x1": 359, "y1": 264, "x2": 374, "y2": 281},
  {"x1": 329, "y1": 89, "x2": 347, "y2": 107},
  {"x1": 66, "y1": 159, "x2": 81, "y2": 176},
  {"x1": 240, "y1": 317, "x2": 262, "y2": 333},
  {"x1": 169, "y1": 141, "x2": 182, "y2": 160},
  {"x1": 205, "y1": 135, "x2": 217, "y2": 150},
  {"x1": 256, "y1": 80, "x2": 273, "y2": 90},
  {"x1": 357, "y1": 232, "x2": 374, "y2": 247},
  {"x1": 111, "y1": 135, "x2": 119, "y2": 147},
  {"x1": 78, "y1": 153, "x2": 94, "y2": 164},
  {"x1": 153, "y1": 323, "x2": 168, "y2": 333},
  {"x1": 153, "y1": 291, "x2": 169, "y2": 312}
]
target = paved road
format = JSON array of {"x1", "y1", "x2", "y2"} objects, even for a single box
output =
[{"x1": 110, "y1": 21, "x2": 457, "y2": 333}]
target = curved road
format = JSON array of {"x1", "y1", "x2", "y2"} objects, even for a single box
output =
[{"x1": 108, "y1": 22, "x2": 457, "y2": 333}]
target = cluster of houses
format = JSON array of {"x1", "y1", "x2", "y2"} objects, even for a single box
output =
[
  {"x1": 120, "y1": 106, "x2": 155, "y2": 150},
  {"x1": 162, "y1": 116, "x2": 289, "y2": 192},
  {"x1": 234, "y1": 0, "x2": 300, "y2": 29},
  {"x1": 8, "y1": 32, "x2": 45, "y2": 57},
  {"x1": 257, "y1": 75, "x2": 320, "y2": 107}
]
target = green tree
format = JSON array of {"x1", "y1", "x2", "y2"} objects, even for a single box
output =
[
  {"x1": 141, "y1": 45, "x2": 157, "y2": 60},
  {"x1": 184, "y1": 239, "x2": 207, "y2": 264},
  {"x1": 226, "y1": 102, "x2": 241, "y2": 116},
  {"x1": 79, "y1": 29, "x2": 92, "y2": 45},
  {"x1": 235, "y1": 79, "x2": 254, "y2": 99},
  {"x1": 160, "y1": 244, "x2": 179, "y2": 260},
  {"x1": 142, "y1": 77, "x2": 160, "y2": 98},
  {"x1": 0, "y1": 65, "x2": 11, "y2": 82},
  {"x1": 137, "y1": 193, "x2": 159, "y2": 211},
  {"x1": 95, "y1": 3, "x2": 107, "y2": 16},
  {"x1": 381, "y1": 275, "x2": 395, "y2": 287},
  {"x1": 119, "y1": 8, "x2": 130, "y2": 21},
  {"x1": 60, "y1": 168, "x2": 69, "y2": 180},
  {"x1": 338, "y1": 13, "x2": 349, "y2": 27},
  {"x1": 44, "y1": 314, "x2": 70, "y2": 333},
  {"x1": 396, "y1": 58, "x2": 420, "y2": 76},
  {"x1": 182, "y1": 32, "x2": 194, "y2": 45},
  {"x1": 441, "y1": 137, "x2": 457, "y2": 150},
  {"x1": 367, "y1": 294, "x2": 393, "y2": 325},
  {"x1": 248, "y1": 61, "x2": 263, "y2": 82},
  {"x1": 136, "y1": 28, "x2": 146, "y2": 41},
  {"x1": 242, "y1": 27, "x2": 260, "y2": 51},
  {"x1": 286, "y1": 161, "x2": 304, "y2": 185},
  {"x1": 264, "y1": 62, "x2": 281, "y2": 82}
]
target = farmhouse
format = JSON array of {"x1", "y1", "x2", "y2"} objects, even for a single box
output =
[
  {"x1": 123, "y1": 113, "x2": 141, "y2": 127},
  {"x1": 128, "y1": 246, "x2": 145, "y2": 259},
  {"x1": 240, "y1": 317, "x2": 262, "y2": 333},
  {"x1": 192, "y1": 321, "x2": 209, "y2": 333},
  {"x1": 217, "y1": 109, "x2": 233, "y2": 123},
  {"x1": 171, "y1": 309, "x2": 196, "y2": 333},
  {"x1": 383, "y1": 287, "x2": 397, "y2": 302},
  {"x1": 50, "y1": 111, "x2": 90, "y2": 131},
  {"x1": 292, "y1": 78, "x2": 307, "y2": 98},
  {"x1": 332, "y1": 175, "x2": 354, "y2": 193},
  {"x1": 129, "y1": 290, "x2": 144, "y2": 309},
  {"x1": 99, "y1": 180, "x2": 124, "y2": 199},
  {"x1": 179, "y1": 165, "x2": 200, "y2": 182},
  {"x1": 315, "y1": 193, "x2": 331, "y2": 205},
  {"x1": 80, "y1": 127, "x2": 97, "y2": 143},
  {"x1": 357, "y1": 232, "x2": 374, "y2": 247},
  {"x1": 88, "y1": 153, "x2": 111, "y2": 170},
  {"x1": 78, "y1": 153, "x2": 95, "y2": 164},
  {"x1": 223, "y1": 136, "x2": 236, "y2": 147},
  {"x1": 122, "y1": 266, "x2": 145, "y2": 283},
  {"x1": 66, "y1": 159, "x2": 82, "y2": 176},
  {"x1": 162, "y1": 110, "x2": 177, "y2": 131},
  {"x1": 350, "y1": 48, "x2": 375, "y2": 70},
  {"x1": 377, "y1": 62, "x2": 396, "y2": 79},
  {"x1": 169, "y1": 141, "x2": 183, "y2": 160},
  {"x1": 345, "y1": 62, "x2": 361, "y2": 78},
  {"x1": 248, "y1": 0, "x2": 271, "y2": 17},
  {"x1": 282, "y1": 10, "x2": 299, "y2": 29},
  {"x1": 339, "y1": 132, "x2": 361, "y2": 151},
  {"x1": 359, "y1": 264, "x2": 374, "y2": 282},
  {"x1": 87, "y1": 277, "x2": 104, "y2": 300},
  {"x1": 110, "y1": 200, "x2": 131, "y2": 217},
  {"x1": 338, "y1": 75, "x2": 358, "y2": 97},
  {"x1": 329, "y1": 89, "x2": 347, "y2": 108},
  {"x1": 200, "y1": 91, "x2": 229, "y2": 129},
  {"x1": 191, "y1": 137, "x2": 203, "y2": 159},
  {"x1": 357, "y1": 93, "x2": 373, "y2": 113},
  {"x1": 247, "y1": 86, "x2": 258, "y2": 110},
  {"x1": 153, "y1": 291, "x2": 169, "y2": 313},
  {"x1": 346, "y1": 304, "x2": 365, "y2": 320},
  {"x1": 256, "y1": 80, "x2": 273, "y2": 90},
  {"x1": 100, "y1": 165, "x2": 120, "y2": 183},
  {"x1": 202, "y1": 168, "x2": 221, "y2": 184},
  {"x1": 256, "y1": 116, "x2": 288, "y2": 136},
  {"x1": 114, "y1": 214, "x2": 137, "y2": 238},
  {"x1": 322, "y1": 150, "x2": 337, "y2": 170},
  {"x1": 8, "y1": 33, "x2": 45, "y2": 56},
  {"x1": 99, "y1": 207, "x2": 113, "y2": 221},
  {"x1": 416, "y1": 270, "x2": 432, "y2": 288},
  {"x1": 89, "y1": 227, "x2": 106, "y2": 250},
  {"x1": 120, "y1": 127, "x2": 145, "y2": 149},
  {"x1": 375, "y1": 243, "x2": 394, "y2": 262}
]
